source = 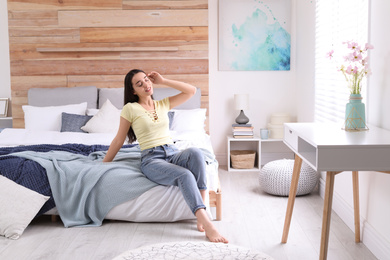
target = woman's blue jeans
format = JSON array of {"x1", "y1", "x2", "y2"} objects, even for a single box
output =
[{"x1": 140, "y1": 144, "x2": 207, "y2": 215}]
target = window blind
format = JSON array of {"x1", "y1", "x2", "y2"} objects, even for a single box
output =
[{"x1": 314, "y1": 0, "x2": 369, "y2": 124}]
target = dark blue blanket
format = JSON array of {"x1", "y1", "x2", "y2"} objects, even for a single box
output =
[{"x1": 0, "y1": 143, "x2": 134, "y2": 216}]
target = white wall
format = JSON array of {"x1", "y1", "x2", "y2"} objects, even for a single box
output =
[
  {"x1": 368, "y1": 5, "x2": 390, "y2": 243},
  {"x1": 209, "y1": 0, "x2": 317, "y2": 165},
  {"x1": 295, "y1": 0, "x2": 315, "y2": 123},
  {"x1": 0, "y1": 0, "x2": 11, "y2": 103}
]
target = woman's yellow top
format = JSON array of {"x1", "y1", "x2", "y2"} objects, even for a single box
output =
[{"x1": 120, "y1": 97, "x2": 172, "y2": 151}]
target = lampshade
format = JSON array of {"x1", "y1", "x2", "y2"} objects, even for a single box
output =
[{"x1": 234, "y1": 94, "x2": 249, "y2": 110}]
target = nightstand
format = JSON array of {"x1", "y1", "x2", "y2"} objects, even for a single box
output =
[{"x1": 227, "y1": 135, "x2": 261, "y2": 172}]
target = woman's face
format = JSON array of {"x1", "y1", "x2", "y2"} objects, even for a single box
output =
[{"x1": 131, "y1": 72, "x2": 153, "y2": 98}]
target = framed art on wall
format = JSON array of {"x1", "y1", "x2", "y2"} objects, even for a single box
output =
[
  {"x1": 0, "y1": 98, "x2": 9, "y2": 117},
  {"x1": 219, "y1": 0, "x2": 291, "y2": 71}
]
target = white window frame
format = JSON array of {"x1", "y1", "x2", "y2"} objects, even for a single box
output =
[{"x1": 314, "y1": 0, "x2": 369, "y2": 124}]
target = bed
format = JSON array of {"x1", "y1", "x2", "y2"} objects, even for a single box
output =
[{"x1": 0, "y1": 86, "x2": 221, "y2": 240}]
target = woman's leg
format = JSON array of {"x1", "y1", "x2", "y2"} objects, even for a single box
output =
[
  {"x1": 167, "y1": 147, "x2": 208, "y2": 230},
  {"x1": 168, "y1": 147, "x2": 207, "y2": 192},
  {"x1": 167, "y1": 147, "x2": 228, "y2": 243},
  {"x1": 141, "y1": 146, "x2": 206, "y2": 216},
  {"x1": 141, "y1": 146, "x2": 228, "y2": 243}
]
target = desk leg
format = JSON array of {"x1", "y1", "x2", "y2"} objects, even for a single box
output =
[
  {"x1": 281, "y1": 154, "x2": 303, "y2": 243},
  {"x1": 320, "y1": 171, "x2": 337, "y2": 260},
  {"x1": 352, "y1": 171, "x2": 361, "y2": 243}
]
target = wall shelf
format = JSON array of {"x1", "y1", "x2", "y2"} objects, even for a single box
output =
[{"x1": 36, "y1": 47, "x2": 179, "y2": 52}]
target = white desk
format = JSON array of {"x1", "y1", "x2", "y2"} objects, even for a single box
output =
[{"x1": 281, "y1": 123, "x2": 390, "y2": 260}]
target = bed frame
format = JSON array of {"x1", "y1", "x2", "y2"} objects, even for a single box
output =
[{"x1": 27, "y1": 86, "x2": 222, "y2": 221}]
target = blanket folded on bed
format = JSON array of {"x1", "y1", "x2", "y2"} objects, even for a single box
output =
[
  {"x1": 0, "y1": 144, "x2": 120, "y2": 215},
  {"x1": 9, "y1": 146, "x2": 158, "y2": 228}
]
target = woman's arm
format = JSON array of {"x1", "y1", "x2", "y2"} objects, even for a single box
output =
[
  {"x1": 103, "y1": 117, "x2": 131, "y2": 162},
  {"x1": 148, "y1": 71, "x2": 196, "y2": 109}
]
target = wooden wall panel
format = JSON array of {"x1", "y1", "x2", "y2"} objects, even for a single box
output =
[
  {"x1": 7, "y1": 0, "x2": 122, "y2": 10},
  {"x1": 10, "y1": 59, "x2": 208, "y2": 76},
  {"x1": 80, "y1": 27, "x2": 208, "y2": 43},
  {"x1": 10, "y1": 43, "x2": 123, "y2": 60},
  {"x1": 8, "y1": 10, "x2": 58, "y2": 19},
  {"x1": 58, "y1": 10, "x2": 208, "y2": 27},
  {"x1": 8, "y1": 0, "x2": 209, "y2": 129},
  {"x1": 9, "y1": 27, "x2": 79, "y2": 38},
  {"x1": 11, "y1": 76, "x2": 68, "y2": 90},
  {"x1": 122, "y1": 1, "x2": 208, "y2": 10}
]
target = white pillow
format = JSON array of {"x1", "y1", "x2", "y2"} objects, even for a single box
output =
[
  {"x1": 0, "y1": 176, "x2": 50, "y2": 240},
  {"x1": 81, "y1": 99, "x2": 121, "y2": 133},
  {"x1": 23, "y1": 103, "x2": 87, "y2": 131},
  {"x1": 170, "y1": 108, "x2": 207, "y2": 133},
  {"x1": 86, "y1": 108, "x2": 99, "y2": 116}
]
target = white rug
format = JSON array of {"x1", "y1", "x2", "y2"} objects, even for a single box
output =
[{"x1": 113, "y1": 241, "x2": 274, "y2": 260}]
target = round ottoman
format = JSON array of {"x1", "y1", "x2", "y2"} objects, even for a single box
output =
[{"x1": 259, "y1": 159, "x2": 319, "y2": 196}]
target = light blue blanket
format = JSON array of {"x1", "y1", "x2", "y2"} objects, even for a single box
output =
[{"x1": 11, "y1": 146, "x2": 158, "y2": 227}]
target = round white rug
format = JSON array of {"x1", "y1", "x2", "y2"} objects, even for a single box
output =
[{"x1": 113, "y1": 241, "x2": 274, "y2": 260}]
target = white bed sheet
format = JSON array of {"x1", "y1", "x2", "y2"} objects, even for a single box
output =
[
  {"x1": 0, "y1": 129, "x2": 218, "y2": 221},
  {"x1": 0, "y1": 128, "x2": 116, "y2": 147}
]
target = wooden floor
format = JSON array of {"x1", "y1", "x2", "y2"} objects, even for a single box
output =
[{"x1": 0, "y1": 167, "x2": 378, "y2": 260}]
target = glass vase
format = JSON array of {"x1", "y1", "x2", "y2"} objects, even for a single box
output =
[{"x1": 345, "y1": 94, "x2": 366, "y2": 130}]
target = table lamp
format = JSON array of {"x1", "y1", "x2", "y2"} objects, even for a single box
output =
[{"x1": 234, "y1": 94, "x2": 249, "y2": 124}]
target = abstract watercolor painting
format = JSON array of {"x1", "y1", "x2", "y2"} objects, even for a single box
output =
[{"x1": 219, "y1": 0, "x2": 291, "y2": 71}]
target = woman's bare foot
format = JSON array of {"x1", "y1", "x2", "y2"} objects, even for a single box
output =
[
  {"x1": 197, "y1": 221, "x2": 205, "y2": 232},
  {"x1": 203, "y1": 223, "x2": 229, "y2": 243},
  {"x1": 195, "y1": 209, "x2": 228, "y2": 243}
]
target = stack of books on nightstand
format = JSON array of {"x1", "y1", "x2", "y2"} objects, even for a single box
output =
[{"x1": 232, "y1": 124, "x2": 254, "y2": 138}]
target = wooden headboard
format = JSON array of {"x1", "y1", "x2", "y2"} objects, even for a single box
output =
[{"x1": 7, "y1": 0, "x2": 209, "y2": 128}]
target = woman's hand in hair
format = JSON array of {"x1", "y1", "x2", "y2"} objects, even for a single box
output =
[{"x1": 147, "y1": 71, "x2": 164, "y2": 85}]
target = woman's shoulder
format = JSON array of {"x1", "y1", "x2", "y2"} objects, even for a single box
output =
[
  {"x1": 155, "y1": 97, "x2": 170, "y2": 108},
  {"x1": 123, "y1": 102, "x2": 139, "y2": 109},
  {"x1": 121, "y1": 102, "x2": 140, "y2": 116}
]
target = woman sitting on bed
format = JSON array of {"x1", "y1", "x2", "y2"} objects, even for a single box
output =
[{"x1": 103, "y1": 69, "x2": 228, "y2": 243}]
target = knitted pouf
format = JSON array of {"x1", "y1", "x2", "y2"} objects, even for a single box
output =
[{"x1": 259, "y1": 159, "x2": 319, "y2": 196}]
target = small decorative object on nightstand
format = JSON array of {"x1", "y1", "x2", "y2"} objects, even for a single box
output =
[
  {"x1": 260, "y1": 128, "x2": 269, "y2": 139},
  {"x1": 267, "y1": 113, "x2": 290, "y2": 139},
  {"x1": 232, "y1": 123, "x2": 254, "y2": 138},
  {"x1": 234, "y1": 94, "x2": 249, "y2": 124}
]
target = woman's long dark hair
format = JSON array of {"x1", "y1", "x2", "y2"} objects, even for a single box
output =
[{"x1": 124, "y1": 69, "x2": 153, "y2": 143}]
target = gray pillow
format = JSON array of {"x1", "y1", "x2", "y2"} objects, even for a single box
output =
[{"x1": 61, "y1": 113, "x2": 92, "y2": 133}]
